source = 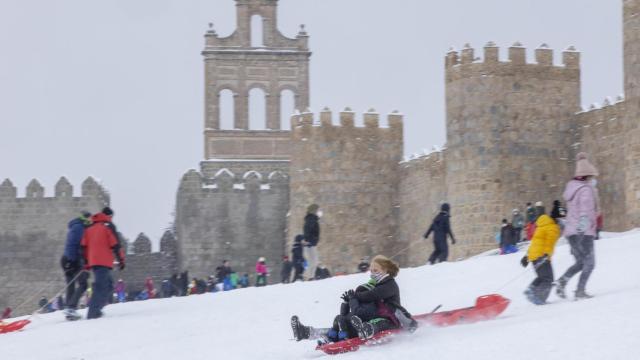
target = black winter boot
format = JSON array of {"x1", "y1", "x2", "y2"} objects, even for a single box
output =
[
  {"x1": 555, "y1": 277, "x2": 567, "y2": 299},
  {"x1": 350, "y1": 316, "x2": 374, "y2": 340},
  {"x1": 291, "y1": 315, "x2": 310, "y2": 341}
]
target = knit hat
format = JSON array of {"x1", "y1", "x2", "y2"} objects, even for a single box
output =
[
  {"x1": 575, "y1": 152, "x2": 599, "y2": 177},
  {"x1": 441, "y1": 203, "x2": 450, "y2": 212},
  {"x1": 258, "y1": 256, "x2": 265, "y2": 262},
  {"x1": 307, "y1": 204, "x2": 319, "y2": 214},
  {"x1": 102, "y1": 207, "x2": 114, "y2": 216}
]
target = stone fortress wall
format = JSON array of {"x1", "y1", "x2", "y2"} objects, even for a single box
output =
[
  {"x1": 175, "y1": 167, "x2": 289, "y2": 279},
  {"x1": 287, "y1": 109, "x2": 403, "y2": 273},
  {"x1": 0, "y1": 178, "x2": 109, "y2": 315}
]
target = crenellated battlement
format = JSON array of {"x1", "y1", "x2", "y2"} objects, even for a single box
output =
[
  {"x1": 0, "y1": 176, "x2": 109, "y2": 200},
  {"x1": 179, "y1": 168, "x2": 288, "y2": 193},
  {"x1": 445, "y1": 42, "x2": 580, "y2": 83},
  {"x1": 290, "y1": 107, "x2": 403, "y2": 139}
]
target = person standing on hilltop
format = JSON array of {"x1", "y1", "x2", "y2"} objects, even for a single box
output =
[
  {"x1": 556, "y1": 152, "x2": 600, "y2": 300},
  {"x1": 424, "y1": 203, "x2": 456, "y2": 264},
  {"x1": 303, "y1": 204, "x2": 321, "y2": 279},
  {"x1": 60, "y1": 211, "x2": 92, "y2": 321},
  {"x1": 81, "y1": 207, "x2": 125, "y2": 319}
]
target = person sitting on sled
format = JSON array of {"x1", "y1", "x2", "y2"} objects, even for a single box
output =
[{"x1": 291, "y1": 255, "x2": 417, "y2": 342}]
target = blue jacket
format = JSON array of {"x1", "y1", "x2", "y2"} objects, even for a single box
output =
[{"x1": 63, "y1": 218, "x2": 86, "y2": 261}]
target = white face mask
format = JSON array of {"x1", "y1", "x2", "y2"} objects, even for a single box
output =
[
  {"x1": 590, "y1": 179, "x2": 598, "y2": 187},
  {"x1": 317, "y1": 210, "x2": 323, "y2": 218}
]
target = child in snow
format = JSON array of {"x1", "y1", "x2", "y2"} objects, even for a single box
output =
[
  {"x1": 499, "y1": 219, "x2": 518, "y2": 254},
  {"x1": 521, "y1": 203, "x2": 561, "y2": 305},
  {"x1": 291, "y1": 255, "x2": 417, "y2": 342},
  {"x1": 255, "y1": 257, "x2": 268, "y2": 287}
]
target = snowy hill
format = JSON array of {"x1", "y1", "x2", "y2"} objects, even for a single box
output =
[{"x1": 2, "y1": 231, "x2": 639, "y2": 360}]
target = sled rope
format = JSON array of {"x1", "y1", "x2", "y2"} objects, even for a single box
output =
[
  {"x1": 14, "y1": 269, "x2": 90, "y2": 320},
  {"x1": 492, "y1": 258, "x2": 548, "y2": 293}
]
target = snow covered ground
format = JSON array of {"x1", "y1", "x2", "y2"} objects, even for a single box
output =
[{"x1": 2, "y1": 231, "x2": 639, "y2": 360}]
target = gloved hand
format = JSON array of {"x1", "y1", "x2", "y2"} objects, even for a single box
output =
[
  {"x1": 451, "y1": 238, "x2": 456, "y2": 245},
  {"x1": 577, "y1": 216, "x2": 590, "y2": 234},
  {"x1": 340, "y1": 291, "x2": 351, "y2": 302},
  {"x1": 118, "y1": 261, "x2": 126, "y2": 271},
  {"x1": 520, "y1": 256, "x2": 529, "y2": 268}
]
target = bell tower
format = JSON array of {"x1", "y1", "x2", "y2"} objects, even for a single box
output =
[{"x1": 202, "y1": 0, "x2": 311, "y2": 161}]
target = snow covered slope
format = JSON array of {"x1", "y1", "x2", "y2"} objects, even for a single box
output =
[{"x1": 2, "y1": 231, "x2": 639, "y2": 360}]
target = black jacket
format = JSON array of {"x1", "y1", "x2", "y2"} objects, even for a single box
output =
[
  {"x1": 354, "y1": 276, "x2": 401, "y2": 310},
  {"x1": 315, "y1": 266, "x2": 331, "y2": 280},
  {"x1": 303, "y1": 214, "x2": 320, "y2": 246},
  {"x1": 291, "y1": 242, "x2": 304, "y2": 263},
  {"x1": 500, "y1": 224, "x2": 516, "y2": 247},
  {"x1": 424, "y1": 211, "x2": 455, "y2": 244}
]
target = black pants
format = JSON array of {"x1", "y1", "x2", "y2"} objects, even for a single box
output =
[
  {"x1": 61, "y1": 257, "x2": 89, "y2": 310},
  {"x1": 428, "y1": 239, "x2": 449, "y2": 264},
  {"x1": 88, "y1": 266, "x2": 113, "y2": 319},
  {"x1": 292, "y1": 263, "x2": 304, "y2": 282},
  {"x1": 530, "y1": 258, "x2": 554, "y2": 302}
]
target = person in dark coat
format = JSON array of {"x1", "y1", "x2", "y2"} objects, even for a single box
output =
[
  {"x1": 216, "y1": 260, "x2": 233, "y2": 283},
  {"x1": 290, "y1": 255, "x2": 416, "y2": 342},
  {"x1": 499, "y1": 219, "x2": 517, "y2": 254},
  {"x1": 291, "y1": 234, "x2": 305, "y2": 282},
  {"x1": 424, "y1": 203, "x2": 456, "y2": 264},
  {"x1": 303, "y1": 204, "x2": 321, "y2": 279},
  {"x1": 314, "y1": 263, "x2": 331, "y2": 280},
  {"x1": 511, "y1": 209, "x2": 525, "y2": 242},
  {"x1": 281, "y1": 256, "x2": 293, "y2": 283},
  {"x1": 357, "y1": 257, "x2": 370, "y2": 273},
  {"x1": 60, "y1": 211, "x2": 92, "y2": 320}
]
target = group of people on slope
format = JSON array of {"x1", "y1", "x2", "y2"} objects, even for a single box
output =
[
  {"x1": 59, "y1": 207, "x2": 125, "y2": 321},
  {"x1": 291, "y1": 255, "x2": 417, "y2": 344},
  {"x1": 292, "y1": 152, "x2": 603, "y2": 346},
  {"x1": 522, "y1": 152, "x2": 600, "y2": 304}
]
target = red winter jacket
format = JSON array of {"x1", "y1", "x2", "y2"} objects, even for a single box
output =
[{"x1": 81, "y1": 213, "x2": 125, "y2": 269}]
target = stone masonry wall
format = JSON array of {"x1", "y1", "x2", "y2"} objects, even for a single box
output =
[
  {"x1": 175, "y1": 168, "x2": 289, "y2": 279},
  {"x1": 444, "y1": 43, "x2": 581, "y2": 259},
  {"x1": 0, "y1": 177, "x2": 109, "y2": 316},
  {"x1": 115, "y1": 232, "x2": 179, "y2": 295},
  {"x1": 398, "y1": 151, "x2": 447, "y2": 266},
  {"x1": 574, "y1": 100, "x2": 628, "y2": 231},
  {"x1": 288, "y1": 109, "x2": 403, "y2": 273}
]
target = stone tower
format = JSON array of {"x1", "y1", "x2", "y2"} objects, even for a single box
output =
[
  {"x1": 202, "y1": 0, "x2": 310, "y2": 162},
  {"x1": 288, "y1": 109, "x2": 404, "y2": 272},
  {"x1": 444, "y1": 43, "x2": 581, "y2": 258},
  {"x1": 623, "y1": 0, "x2": 640, "y2": 227}
]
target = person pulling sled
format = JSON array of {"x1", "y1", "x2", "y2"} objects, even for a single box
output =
[{"x1": 290, "y1": 255, "x2": 417, "y2": 343}]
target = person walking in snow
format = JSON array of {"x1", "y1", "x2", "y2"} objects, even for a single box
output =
[
  {"x1": 255, "y1": 257, "x2": 268, "y2": 287},
  {"x1": 291, "y1": 255, "x2": 417, "y2": 342},
  {"x1": 291, "y1": 234, "x2": 306, "y2": 282},
  {"x1": 556, "y1": 152, "x2": 600, "y2": 300},
  {"x1": 281, "y1": 256, "x2": 293, "y2": 284},
  {"x1": 60, "y1": 211, "x2": 92, "y2": 320},
  {"x1": 81, "y1": 207, "x2": 125, "y2": 319},
  {"x1": 520, "y1": 204, "x2": 561, "y2": 305},
  {"x1": 424, "y1": 203, "x2": 456, "y2": 264},
  {"x1": 511, "y1": 209, "x2": 525, "y2": 242},
  {"x1": 303, "y1": 204, "x2": 321, "y2": 279}
]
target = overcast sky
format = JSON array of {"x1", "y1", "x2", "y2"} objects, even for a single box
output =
[{"x1": 0, "y1": 0, "x2": 622, "y2": 247}]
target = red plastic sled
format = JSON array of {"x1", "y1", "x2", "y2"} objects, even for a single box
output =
[
  {"x1": 316, "y1": 294, "x2": 510, "y2": 355},
  {"x1": 0, "y1": 320, "x2": 31, "y2": 334}
]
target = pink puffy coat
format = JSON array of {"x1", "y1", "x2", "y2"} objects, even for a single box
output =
[{"x1": 563, "y1": 179, "x2": 599, "y2": 237}]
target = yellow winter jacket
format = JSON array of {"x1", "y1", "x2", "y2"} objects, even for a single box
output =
[{"x1": 527, "y1": 214, "x2": 561, "y2": 262}]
